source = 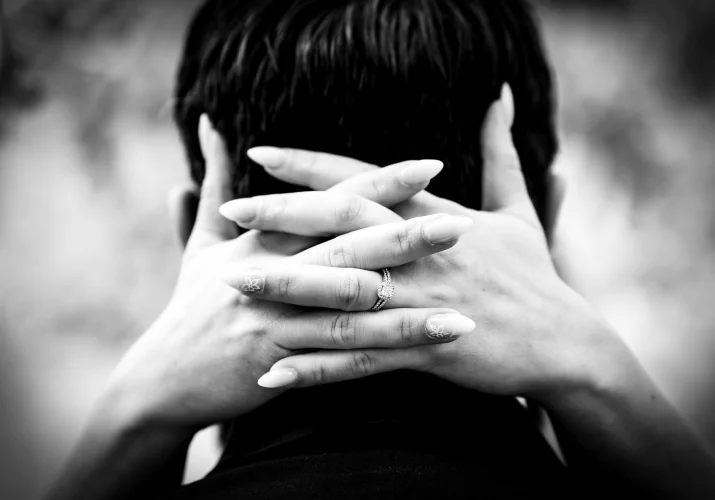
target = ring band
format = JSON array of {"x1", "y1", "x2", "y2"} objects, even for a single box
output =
[{"x1": 370, "y1": 268, "x2": 394, "y2": 312}]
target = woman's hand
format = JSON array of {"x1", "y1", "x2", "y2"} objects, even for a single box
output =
[
  {"x1": 222, "y1": 88, "x2": 715, "y2": 498},
  {"x1": 224, "y1": 87, "x2": 628, "y2": 405},
  {"x1": 48, "y1": 116, "x2": 478, "y2": 500},
  {"x1": 103, "y1": 117, "x2": 477, "y2": 433}
]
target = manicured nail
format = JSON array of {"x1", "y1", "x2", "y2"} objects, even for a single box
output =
[
  {"x1": 237, "y1": 269, "x2": 266, "y2": 294},
  {"x1": 257, "y1": 368, "x2": 298, "y2": 388},
  {"x1": 500, "y1": 84, "x2": 515, "y2": 127},
  {"x1": 219, "y1": 199, "x2": 257, "y2": 224},
  {"x1": 423, "y1": 215, "x2": 474, "y2": 244},
  {"x1": 398, "y1": 160, "x2": 444, "y2": 186},
  {"x1": 247, "y1": 147, "x2": 287, "y2": 168},
  {"x1": 199, "y1": 114, "x2": 227, "y2": 170},
  {"x1": 198, "y1": 114, "x2": 213, "y2": 155},
  {"x1": 425, "y1": 314, "x2": 476, "y2": 341}
]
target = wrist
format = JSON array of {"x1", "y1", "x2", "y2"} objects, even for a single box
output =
[
  {"x1": 536, "y1": 298, "x2": 644, "y2": 411},
  {"x1": 100, "y1": 316, "x2": 201, "y2": 437},
  {"x1": 49, "y1": 385, "x2": 195, "y2": 500},
  {"x1": 91, "y1": 381, "x2": 198, "y2": 445},
  {"x1": 99, "y1": 330, "x2": 200, "y2": 443}
]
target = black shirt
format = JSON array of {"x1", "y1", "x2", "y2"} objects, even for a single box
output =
[{"x1": 162, "y1": 371, "x2": 572, "y2": 499}]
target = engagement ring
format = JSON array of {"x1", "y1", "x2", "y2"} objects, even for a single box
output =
[{"x1": 370, "y1": 268, "x2": 394, "y2": 312}]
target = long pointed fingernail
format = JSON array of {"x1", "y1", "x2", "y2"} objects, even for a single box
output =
[
  {"x1": 247, "y1": 147, "x2": 287, "y2": 169},
  {"x1": 500, "y1": 84, "x2": 515, "y2": 127},
  {"x1": 399, "y1": 160, "x2": 444, "y2": 186},
  {"x1": 257, "y1": 368, "x2": 298, "y2": 388},
  {"x1": 198, "y1": 114, "x2": 212, "y2": 154},
  {"x1": 219, "y1": 199, "x2": 256, "y2": 223},
  {"x1": 199, "y1": 114, "x2": 226, "y2": 169},
  {"x1": 423, "y1": 215, "x2": 474, "y2": 244},
  {"x1": 425, "y1": 314, "x2": 476, "y2": 341}
]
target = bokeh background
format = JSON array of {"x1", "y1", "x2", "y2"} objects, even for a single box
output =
[{"x1": 1, "y1": 0, "x2": 714, "y2": 498}]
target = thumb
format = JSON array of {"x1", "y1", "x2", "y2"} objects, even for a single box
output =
[
  {"x1": 481, "y1": 84, "x2": 540, "y2": 227},
  {"x1": 186, "y1": 115, "x2": 239, "y2": 253}
]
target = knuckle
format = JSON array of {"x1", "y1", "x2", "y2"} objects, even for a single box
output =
[
  {"x1": 259, "y1": 195, "x2": 288, "y2": 222},
  {"x1": 231, "y1": 314, "x2": 265, "y2": 341},
  {"x1": 334, "y1": 271, "x2": 362, "y2": 311},
  {"x1": 349, "y1": 351, "x2": 375, "y2": 377},
  {"x1": 329, "y1": 314, "x2": 358, "y2": 348},
  {"x1": 309, "y1": 361, "x2": 328, "y2": 385},
  {"x1": 397, "y1": 314, "x2": 416, "y2": 344},
  {"x1": 334, "y1": 194, "x2": 363, "y2": 224},
  {"x1": 368, "y1": 174, "x2": 387, "y2": 200},
  {"x1": 273, "y1": 273, "x2": 293, "y2": 297},
  {"x1": 327, "y1": 241, "x2": 357, "y2": 268},
  {"x1": 393, "y1": 222, "x2": 418, "y2": 254}
]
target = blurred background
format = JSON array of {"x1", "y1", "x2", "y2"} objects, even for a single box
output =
[{"x1": 1, "y1": 0, "x2": 714, "y2": 498}]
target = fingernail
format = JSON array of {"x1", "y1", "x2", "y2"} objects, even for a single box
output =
[
  {"x1": 425, "y1": 314, "x2": 476, "y2": 341},
  {"x1": 257, "y1": 368, "x2": 298, "y2": 388},
  {"x1": 247, "y1": 147, "x2": 287, "y2": 169},
  {"x1": 500, "y1": 84, "x2": 515, "y2": 127},
  {"x1": 219, "y1": 199, "x2": 256, "y2": 224},
  {"x1": 198, "y1": 114, "x2": 211, "y2": 154},
  {"x1": 398, "y1": 160, "x2": 444, "y2": 186},
  {"x1": 238, "y1": 269, "x2": 266, "y2": 293},
  {"x1": 423, "y1": 215, "x2": 474, "y2": 244}
]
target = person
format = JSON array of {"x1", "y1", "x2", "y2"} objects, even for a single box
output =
[{"x1": 48, "y1": 0, "x2": 715, "y2": 499}]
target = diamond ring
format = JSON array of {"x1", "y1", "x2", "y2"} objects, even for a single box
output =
[{"x1": 370, "y1": 268, "x2": 394, "y2": 312}]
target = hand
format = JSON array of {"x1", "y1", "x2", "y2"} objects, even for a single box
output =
[
  {"x1": 103, "y1": 116, "x2": 475, "y2": 433},
  {"x1": 230, "y1": 86, "x2": 630, "y2": 406}
]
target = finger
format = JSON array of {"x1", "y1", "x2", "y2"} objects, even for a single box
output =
[
  {"x1": 250, "y1": 147, "x2": 442, "y2": 209},
  {"x1": 234, "y1": 160, "x2": 443, "y2": 250},
  {"x1": 481, "y1": 84, "x2": 540, "y2": 227},
  {"x1": 242, "y1": 160, "x2": 442, "y2": 253},
  {"x1": 247, "y1": 147, "x2": 376, "y2": 190},
  {"x1": 329, "y1": 160, "x2": 443, "y2": 207},
  {"x1": 271, "y1": 308, "x2": 474, "y2": 350},
  {"x1": 256, "y1": 347, "x2": 432, "y2": 389},
  {"x1": 224, "y1": 265, "x2": 418, "y2": 311},
  {"x1": 219, "y1": 192, "x2": 403, "y2": 236},
  {"x1": 256, "y1": 231, "x2": 326, "y2": 256},
  {"x1": 294, "y1": 213, "x2": 474, "y2": 269},
  {"x1": 187, "y1": 115, "x2": 239, "y2": 252}
]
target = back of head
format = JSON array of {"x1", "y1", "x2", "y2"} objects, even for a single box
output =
[{"x1": 174, "y1": 0, "x2": 557, "y2": 223}]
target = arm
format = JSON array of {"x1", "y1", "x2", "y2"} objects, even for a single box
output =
[
  {"x1": 225, "y1": 86, "x2": 715, "y2": 499},
  {"x1": 46, "y1": 116, "x2": 469, "y2": 500},
  {"x1": 48, "y1": 389, "x2": 194, "y2": 500},
  {"x1": 543, "y1": 323, "x2": 715, "y2": 499}
]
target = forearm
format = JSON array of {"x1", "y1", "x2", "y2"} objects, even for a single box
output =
[
  {"x1": 47, "y1": 392, "x2": 195, "y2": 500},
  {"x1": 543, "y1": 346, "x2": 715, "y2": 499}
]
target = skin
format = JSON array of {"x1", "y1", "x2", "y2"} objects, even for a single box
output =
[
  {"x1": 222, "y1": 88, "x2": 715, "y2": 498},
  {"x1": 47, "y1": 90, "x2": 715, "y2": 500},
  {"x1": 223, "y1": 86, "x2": 601, "y2": 401},
  {"x1": 47, "y1": 118, "x2": 474, "y2": 500}
]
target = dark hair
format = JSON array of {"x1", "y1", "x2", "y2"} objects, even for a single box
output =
[{"x1": 174, "y1": 0, "x2": 557, "y2": 224}]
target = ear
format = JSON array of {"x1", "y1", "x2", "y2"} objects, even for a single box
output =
[
  {"x1": 167, "y1": 184, "x2": 200, "y2": 248},
  {"x1": 544, "y1": 172, "x2": 566, "y2": 242}
]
